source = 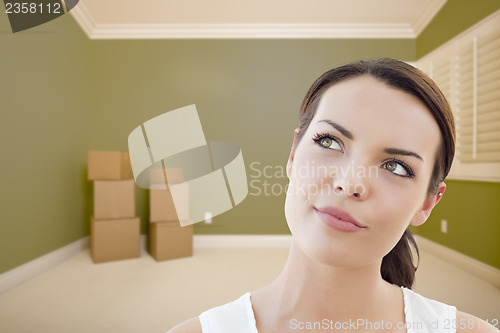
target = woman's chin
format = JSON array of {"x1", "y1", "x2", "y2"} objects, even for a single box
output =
[{"x1": 293, "y1": 231, "x2": 368, "y2": 269}]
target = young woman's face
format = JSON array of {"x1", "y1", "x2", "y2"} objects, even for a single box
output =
[{"x1": 285, "y1": 75, "x2": 442, "y2": 268}]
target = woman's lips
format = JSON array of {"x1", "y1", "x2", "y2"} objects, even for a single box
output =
[{"x1": 314, "y1": 206, "x2": 367, "y2": 232}]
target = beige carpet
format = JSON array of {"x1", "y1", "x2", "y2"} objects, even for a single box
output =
[{"x1": 0, "y1": 246, "x2": 498, "y2": 333}]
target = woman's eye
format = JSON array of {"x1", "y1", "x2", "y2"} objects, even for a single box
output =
[
  {"x1": 314, "y1": 136, "x2": 342, "y2": 151},
  {"x1": 383, "y1": 160, "x2": 411, "y2": 177}
]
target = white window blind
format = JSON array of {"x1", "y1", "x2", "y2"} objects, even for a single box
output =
[{"x1": 417, "y1": 10, "x2": 500, "y2": 182}]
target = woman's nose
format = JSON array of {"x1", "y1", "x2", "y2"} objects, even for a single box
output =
[
  {"x1": 330, "y1": 161, "x2": 371, "y2": 199},
  {"x1": 332, "y1": 178, "x2": 365, "y2": 198}
]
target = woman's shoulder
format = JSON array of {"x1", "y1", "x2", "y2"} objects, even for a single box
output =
[
  {"x1": 167, "y1": 317, "x2": 202, "y2": 333},
  {"x1": 455, "y1": 311, "x2": 499, "y2": 333},
  {"x1": 402, "y1": 288, "x2": 498, "y2": 332},
  {"x1": 167, "y1": 292, "x2": 253, "y2": 333}
]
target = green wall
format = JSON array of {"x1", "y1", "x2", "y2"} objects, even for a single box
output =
[
  {"x1": 414, "y1": 0, "x2": 500, "y2": 268},
  {"x1": 89, "y1": 39, "x2": 415, "y2": 236},
  {"x1": 2, "y1": 0, "x2": 500, "y2": 275},
  {"x1": 0, "y1": 11, "x2": 416, "y2": 274},
  {"x1": 0, "y1": 14, "x2": 92, "y2": 273},
  {"x1": 417, "y1": 0, "x2": 500, "y2": 58},
  {"x1": 420, "y1": 180, "x2": 500, "y2": 268}
]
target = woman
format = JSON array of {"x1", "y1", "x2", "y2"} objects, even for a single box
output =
[{"x1": 169, "y1": 58, "x2": 498, "y2": 333}]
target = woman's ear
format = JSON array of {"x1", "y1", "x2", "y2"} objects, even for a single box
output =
[
  {"x1": 410, "y1": 182, "x2": 446, "y2": 227},
  {"x1": 286, "y1": 128, "x2": 299, "y2": 179}
]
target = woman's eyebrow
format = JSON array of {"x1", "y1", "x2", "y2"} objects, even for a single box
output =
[
  {"x1": 317, "y1": 119, "x2": 424, "y2": 161},
  {"x1": 317, "y1": 120, "x2": 354, "y2": 140},
  {"x1": 384, "y1": 148, "x2": 423, "y2": 162}
]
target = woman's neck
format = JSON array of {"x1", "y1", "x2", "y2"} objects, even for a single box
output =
[{"x1": 253, "y1": 241, "x2": 403, "y2": 329}]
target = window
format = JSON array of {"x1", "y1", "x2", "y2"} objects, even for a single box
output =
[{"x1": 417, "y1": 10, "x2": 500, "y2": 182}]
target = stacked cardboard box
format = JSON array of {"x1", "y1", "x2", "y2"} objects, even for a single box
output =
[
  {"x1": 148, "y1": 168, "x2": 193, "y2": 261},
  {"x1": 88, "y1": 151, "x2": 140, "y2": 263}
]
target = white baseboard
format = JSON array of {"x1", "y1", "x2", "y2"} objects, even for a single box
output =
[
  {"x1": 141, "y1": 234, "x2": 292, "y2": 249},
  {"x1": 0, "y1": 234, "x2": 290, "y2": 294},
  {"x1": 414, "y1": 235, "x2": 500, "y2": 289},
  {"x1": 140, "y1": 234, "x2": 147, "y2": 249},
  {"x1": 2, "y1": 234, "x2": 497, "y2": 295},
  {"x1": 193, "y1": 234, "x2": 292, "y2": 248},
  {"x1": 0, "y1": 237, "x2": 89, "y2": 294}
]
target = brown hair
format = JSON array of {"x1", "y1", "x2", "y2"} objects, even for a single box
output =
[{"x1": 294, "y1": 58, "x2": 456, "y2": 288}]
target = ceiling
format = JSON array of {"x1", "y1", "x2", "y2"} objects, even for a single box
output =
[{"x1": 70, "y1": 0, "x2": 447, "y2": 39}]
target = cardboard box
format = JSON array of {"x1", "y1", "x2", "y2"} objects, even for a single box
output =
[
  {"x1": 148, "y1": 221, "x2": 193, "y2": 261},
  {"x1": 90, "y1": 217, "x2": 140, "y2": 263},
  {"x1": 150, "y1": 182, "x2": 189, "y2": 222},
  {"x1": 94, "y1": 180, "x2": 135, "y2": 219},
  {"x1": 88, "y1": 151, "x2": 132, "y2": 180},
  {"x1": 149, "y1": 167, "x2": 184, "y2": 185}
]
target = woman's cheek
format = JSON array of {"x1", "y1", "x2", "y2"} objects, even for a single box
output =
[
  {"x1": 290, "y1": 163, "x2": 328, "y2": 200},
  {"x1": 373, "y1": 191, "x2": 417, "y2": 230}
]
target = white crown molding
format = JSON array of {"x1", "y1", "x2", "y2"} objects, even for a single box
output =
[
  {"x1": 70, "y1": 1, "x2": 416, "y2": 39},
  {"x1": 88, "y1": 23, "x2": 416, "y2": 39},
  {"x1": 417, "y1": 9, "x2": 500, "y2": 62},
  {"x1": 411, "y1": 0, "x2": 447, "y2": 37},
  {"x1": 68, "y1": 1, "x2": 96, "y2": 38}
]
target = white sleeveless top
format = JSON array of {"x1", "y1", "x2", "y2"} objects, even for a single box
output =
[{"x1": 199, "y1": 287, "x2": 457, "y2": 333}]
